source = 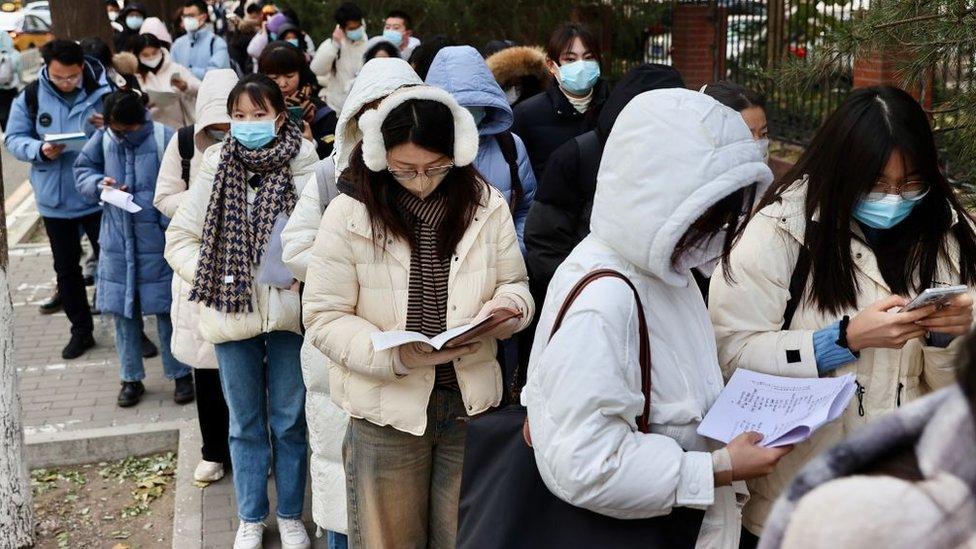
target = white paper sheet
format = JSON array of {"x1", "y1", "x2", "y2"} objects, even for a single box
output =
[
  {"x1": 44, "y1": 132, "x2": 87, "y2": 153},
  {"x1": 146, "y1": 89, "x2": 179, "y2": 109},
  {"x1": 697, "y1": 369, "x2": 856, "y2": 448},
  {"x1": 100, "y1": 187, "x2": 142, "y2": 213}
]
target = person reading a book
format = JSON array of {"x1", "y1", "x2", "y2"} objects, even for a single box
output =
[
  {"x1": 73, "y1": 90, "x2": 193, "y2": 409},
  {"x1": 131, "y1": 33, "x2": 200, "y2": 130},
  {"x1": 164, "y1": 74, "x2": 319, "y2": 549},
  {"x1": 709, "y1": 85, "x2": 976, "y2": 547},
  {"x1": 301, "y1": 86, "x2": 534, "y2": 548},
  {"x1": 520, "y1": 88, "x2": 790, "y2": 549}
]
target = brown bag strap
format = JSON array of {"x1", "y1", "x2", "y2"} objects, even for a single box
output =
[{"x1": 548, "y1": 269, "x2": 652, "y2": 433}]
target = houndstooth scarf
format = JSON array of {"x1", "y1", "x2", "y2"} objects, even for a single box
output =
[{"x1": 188, "y1": 119, "x2": 302, "y2": 313}]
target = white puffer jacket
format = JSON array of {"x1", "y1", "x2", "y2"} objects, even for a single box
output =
[
  {"x1": 163, "y1": 138, "x2": 319, "y2": 344},
  {"x1": 154, "y1": 69, "x2": 237, "y2": 369},
  {"x1": 309, "y1": 33, "x2": 369, "y2": 113},
  {"x1": 136, "y1": 50, "x2": 200, "y2": 130},
  {"x1": 302, "y1": 183, "x2": 534, "y2": 436},
  {"x1": 521, "y1": 89, "x2": 773, "y2": 549},
  {"x1": 708, "y1": 179, "x2": 972, "y2": 534}
]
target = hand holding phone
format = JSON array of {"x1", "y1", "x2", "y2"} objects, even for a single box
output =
[
  {"x1": 914, "y1": 292, "x2": 974, "y2": 336},
  {"x1": 903, "y1": 285, "x2": 968, "y2": 311}
]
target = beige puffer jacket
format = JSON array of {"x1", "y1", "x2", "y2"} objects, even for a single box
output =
[
  {"x1": 164, "y1": 138, "x2": 319, "y2": 344},
  {"x1": 302, "y1": 184, "x2": 534, "y2": 436},
  {"x1": 709, "y1": 179, "x2": 973, "y2": 534},
  {"x1": 154, "y1": 69, "x2": 237, "y2": 368},
  {"x1": 136, "y1": 50, "x2": 200, "y2": 129}
]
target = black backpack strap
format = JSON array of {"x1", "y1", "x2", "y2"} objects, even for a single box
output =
[
  {"x1": 782, "y1": 244, "x2": 811, "y2": 329},
  {"x1": 24, "y1": 80, "x2": 39, "y2": 137},
  {"x1": 210, "y1": 35, "x2": 215, "y2": 55},
  {"x1": 496, "y1": 130, "x2": 523, "y2": 212},
  {"x1": 177, "y1": 125, "x2": 195, "y2": 186}
]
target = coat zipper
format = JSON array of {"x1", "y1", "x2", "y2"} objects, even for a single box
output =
[
  {"x1": 896, "y1": 382, "x2": 904, "y2": 407},
  {"x1": 855, "y1": 381, "x2": 866, "y2": 417}
]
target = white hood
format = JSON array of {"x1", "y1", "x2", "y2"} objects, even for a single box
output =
[
  {"x1": 590, "y1": 88, "x2": 773, "y2": 286},
  {"x1": 332, "y1": 57, "x2": 423, "y2": 173},
  {"x1": 193, "y1": 68, "x2": 238, "y2": 151}
]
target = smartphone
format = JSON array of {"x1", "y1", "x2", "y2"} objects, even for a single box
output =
[
  {"x1": 903, "y1": 285, "x2": 968, "y2": 311},
  {"x1": 287, "y1": 106, "x2": 304, "y2": 122}
]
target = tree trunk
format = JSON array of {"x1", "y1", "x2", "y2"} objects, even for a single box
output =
[
  {"x1": 138, "y1": 0, "x2": 186, "y2": 36},
  {"x1": 49, "y1": 0, "x2": 114, "y2": 47},
  {"x1": 0, "y1": 151, "x2": 32, "y2": 547}
]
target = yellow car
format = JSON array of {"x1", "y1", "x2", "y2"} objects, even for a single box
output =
[{"x1": 0, "y1": 9, "x2": 52, "y2": 51}]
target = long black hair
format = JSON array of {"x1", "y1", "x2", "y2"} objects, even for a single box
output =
[
  {"x1": 258, "y1": 41, "x2": 319, "y2": 92},
  {"x1": 103, "y1": 89, "x2": 147, "y2": 126},
  {"x1": 672, "y1": 184, "x2": 756, "y2": 279},
  {"x1": 349, "y1": 99, "x2": 484, "y2": 259},
  {"x1": 227, "y1": 73, "x2": 287, "y2": 115},
  {"x1": 759, "y1": 85, "x2": 976, "y2": 314}
]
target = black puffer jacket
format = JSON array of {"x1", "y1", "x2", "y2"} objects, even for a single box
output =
[
  {"x1": 523, "y1": 64, "x2": 684, "y2": 303},
  {"x1": 114, "y1": 3, "x2": 149, "y2": 53},
  {"x1": 511, "y1": 77, "x2": 610, "y2": 182}
]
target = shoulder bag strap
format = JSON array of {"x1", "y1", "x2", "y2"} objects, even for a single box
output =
[{"x1": 549, "y1": 268, "x2": 653, "y2": 433}]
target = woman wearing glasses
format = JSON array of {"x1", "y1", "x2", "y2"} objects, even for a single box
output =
[
  {"x1": 708, "y1": 85, "x2": 976, "y2": 546},
  {"x1": 302, "y1": 86, "x2": 533, "y2": 548}
]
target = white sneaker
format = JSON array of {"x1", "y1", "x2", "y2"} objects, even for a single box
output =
[
  {"x1": 234, "y1": 521, "x2": 265, "y2": 549},
  {"x1": 193, "y1": 460, "x2": 225, "y2": 482},
  {"x1": 277, "y1": 517, "x2": 310, "y2": 549}
]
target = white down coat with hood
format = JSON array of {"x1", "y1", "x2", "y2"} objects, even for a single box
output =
[
  {"x1": 280, "y1": 57, "x2": 421, "y2": 536},
  {"x1": 521, "y1": 88, "x2": 773, "y2": 549},
  {"x1": 153, "y1": 68, "x2": 238, "y2": 369}
]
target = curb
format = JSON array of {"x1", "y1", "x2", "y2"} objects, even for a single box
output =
[
  {"x1": 173, "y1": 422, "x2": 204, "y2": 549},
  {"x1": 5, "y1": 179, "x2": 42, "y2": 246}
]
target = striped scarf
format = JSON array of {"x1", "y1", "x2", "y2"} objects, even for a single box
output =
[
  {"x1": 397, "y1": 188, "x2": 457, "y2": 388},
  {"x1": 189, "y1": 120, "x2": 302, "y2": 313}
]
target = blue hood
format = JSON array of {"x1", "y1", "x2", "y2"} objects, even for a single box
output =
[{"x1": 425, "y1": 45, "x2": 512, "y2": 137}]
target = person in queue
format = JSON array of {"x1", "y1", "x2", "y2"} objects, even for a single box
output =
[
  {"x1": 301, "y1": 86, "x2": 534, "y2": 547},
  {"x1": 164, "y1": 74, "x2": 318, "y2": 549},
  {"x1": 73, "y1": 89, "x2": 193, "y2": 407},
  {"x1": 154, "y1": 69, "x2": 239, "y2": 484},
  {"x1": 310, "y1": 2, "x2": 368, "y2": 113},
  {"x1": 363, "y1": 37, "x2": 400, "y2": 62},
  {"x1": 522, "y1": 88, "x2": 790, "y2": 548},
  {"x1": 383, "y1": 9, "x2": 421, "y2": 59},
  {"x1": 116, "y1": 2, "x2": 149, "y2": 52},
  {"x1": 171, "y1": 0, "x2": 231, "y2": 79},
  {"x1": 708, "y1": 85, "x2": 976, "y2": 546},
  {"x1": 259, "y1": 42, "x2": 337, "y2": 159},
  {"x1": 131, "y1": 33, "x2": 200, "y2": 129},
  {"x1": 512, "y1": 22, "x2": 609, "y2": 181}
]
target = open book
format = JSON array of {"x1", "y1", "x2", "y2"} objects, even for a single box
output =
[
  {"x1": 371, "y1": 307, "x2": 523, "y2": 352},
  {"x1": 44, "y1": 132, "x2": 87, "y2": 153},
  {"x1": 697, "y1": 369, "x2": 857, "y2": 448}
]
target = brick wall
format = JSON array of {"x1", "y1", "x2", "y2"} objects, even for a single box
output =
[{"x1": 672, "y1": 4, "x2": 728, "y2": 90}]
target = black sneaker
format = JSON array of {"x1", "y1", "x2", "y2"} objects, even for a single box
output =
[
  {"x1": 61, "y1": 333, "x2": 95, "y2": 360},
  {"x1": 117, "y1": 381, "x2": 145, "y2": 408},
  {"x1": 174, "y1": 374, "x2": 195, "y2": 405},
  {"x1": 141, "y1": 332, "x2": 159, "y2": 359},
  {"x1": 39, "y1": 290, "x2": 62, "y2": 315}
]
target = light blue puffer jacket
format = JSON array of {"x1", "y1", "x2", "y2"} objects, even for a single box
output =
[
  {"x1": 170, "y1": 26, "x2": 230, "y2": 80},
  {"x1": 426, "y1": 45, "x2": 536, "y2": 253},
  {"x1": 74, "y1": 119, "x2": 175, "y2": 318}
]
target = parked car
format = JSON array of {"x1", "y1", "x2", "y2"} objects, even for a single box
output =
[{"x1": 0, "y1": 9, "x2": 51, "y2": 51}]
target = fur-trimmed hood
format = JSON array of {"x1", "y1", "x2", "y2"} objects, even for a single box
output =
[
  {"x1": 486, "y1": 46, "x2": 549, "y2": 88},
  {"x1": 112, "y1": 52, "x2": 138, "y2": 76}
]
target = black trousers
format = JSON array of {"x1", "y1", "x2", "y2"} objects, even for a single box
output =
[
  {"x1": 193, "y1": 368, "x2": 231, "y2": 465},
  {"x1": 740, "y1": 527, "x2": 760, "y2": 549},
  {"x1": 0, "y1": 87, "x2": 18, "y2": 131},
  {"x1": 42, "y1": 212, "x2": 101, "y2": 337}
]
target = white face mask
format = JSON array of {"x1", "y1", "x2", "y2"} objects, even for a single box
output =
[
  {"x1": 108, "y1": 10, "x2": 119, "y2": 22},
  {"x1": 183, "y1": 16, "x2": 202, "y2": 32},
  {"x1": 140, "y1": 53, "x2": 163, "y2": 68}
]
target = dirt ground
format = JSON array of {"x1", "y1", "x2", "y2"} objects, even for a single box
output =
[{"x1": 31, "y1": 452, "x2": 176, "y2": 549}]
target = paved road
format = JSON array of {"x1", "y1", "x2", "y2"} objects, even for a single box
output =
[{"x1": 2, "y1": 132, "x2": 32, "y2": 202}]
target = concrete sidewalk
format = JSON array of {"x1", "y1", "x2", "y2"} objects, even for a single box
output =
[{"x1": 12, "y1": 241, "x2": 324, "y2": 547}]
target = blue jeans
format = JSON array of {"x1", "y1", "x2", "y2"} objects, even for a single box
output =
[
  {"x1": 215, "y1": 331, "x2": 307, "y2": 522},
  {"x1": 115, "y1": 310, "x2": 191, "y2": 382},
  {"x1": 327, "y1": 531, "x2": 348, "y2": 549}
]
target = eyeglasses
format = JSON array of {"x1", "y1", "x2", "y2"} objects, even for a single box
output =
[
  {"x1": 49, "y1": 74, "x2": 82, "y2": 85},
  {"x1": 864, "y1": 179, "x2": 929, "y2": 202},
  {"x1": 388, "y1": 164, "x2": 454, "y2": 183}
]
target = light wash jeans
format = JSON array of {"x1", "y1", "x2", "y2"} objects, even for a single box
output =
[
  {"x1": 327, "y1": 531, "x2": 348, "y2": 549},
  {"x1": 115, "y1": 309, "x2": 191, "y2": 382},
  {"x1": 215, "y1": 331, "x2": 307, "y2": 522},
  {"x1": 343, "y1": 388, "x2": 467, "y2": 548}
]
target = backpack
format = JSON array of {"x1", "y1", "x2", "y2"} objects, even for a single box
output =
[
  {"x1": 176, "y1": 125, "x2": 195, "y2": 185},
  {"x1": 101, "y1": 122, "x2": 166, "y2": 165},
  {"x1": 0, "y1": 52, "x2": 15, "y2": 88},
  {"x1": 495, "y1": 130, "x2": 524, "y2": 213},
  {"x1": 315, "y1": 158, "x2": 340, "y2": 215}
]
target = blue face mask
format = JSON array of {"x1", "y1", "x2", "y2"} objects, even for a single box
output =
[
  {"x1": 231, "y1": 120, "x2": 277, "y2": 150},
  {"x1": 853, "y1": 194, "x2": 924, "y2": 229},
  {"x1": 125, "y1": 15, "x2": 144, "y2": 30},
  {"x1": 383, "y1": 29, "x2": 403, "y2": 48},
  {"x1": 466, "y1": 106, "x2": 486, "y2": 127},
  {"x1": 286, "y1": 38, "x2": 300, "y2": 47},
  {"x1": 558, "y1": 60, "x2": 601, "y2": 95},
  {"x1": 269, "y1": 32, "x2": 278, "y2": 41},
  {"x1": 346, "y1": 27, "x2": 365, "y2": 42}
]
